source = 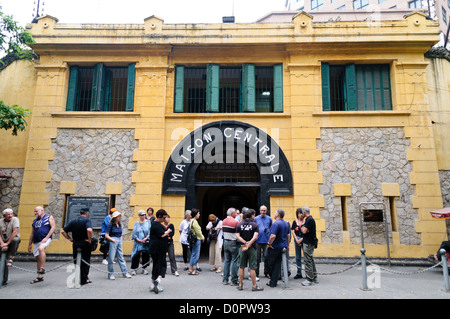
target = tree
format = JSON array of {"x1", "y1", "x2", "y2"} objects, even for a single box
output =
[{"x1": 0, "y1": 5, "x2": 35, "y2": 136}]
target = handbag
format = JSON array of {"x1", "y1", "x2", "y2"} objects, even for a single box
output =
[{"x1": 90, "y1": 237, "x2": 99, "y2": 251}]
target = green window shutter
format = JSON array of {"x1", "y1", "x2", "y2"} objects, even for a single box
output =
[
  {"x1": 174, "y1": 66, "x2": 185, "y2": 113},
  {"x1": 91, "y1": 63, "x2": 105, "y2": 111},
  {"x1": 345, "y1": 63, "x2": 357, "y2": 111},
  {"x1": 321, "y1": 63, "x2": 331, "y2": 111},
  {"x1": 242, "y1": 64, "x2": 256, "y2": 112},
  {"x1": 273, "y1": 64, "x2": 283, "y2": 113},
  {"x1": 377, "y1": 65, "x2": 392, "y2": 110},
  {"x1": 66, "y1": 66, "x2": 79, "y2": 111},
  {"x1": 206, "y1": 64, "x2": 220, "y2": 112},
  {"x1": 126, "y1": 63, "x2": 136, "y2": 112}
]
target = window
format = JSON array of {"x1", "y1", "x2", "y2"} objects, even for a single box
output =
[
  {"x1": 408, "y1": 0, "x2": 422, "y2": 8},
  {"x1": 311, "y1": 0, "x2": 324, "y2": 10},
  {"x1": 443, "y1": 7, "x2": 447, "y2": 25},
  {"x1": 321, "y1": 63, "x2": 392, "y2": 111},
  {"x1": 66, "y1": 63, "x2": 136, "y2": 112},
  {"x1": 174, "y1": 64, "x2": 283, "y2": 113},
  {"x1": 337, "y1": 5, "x2": 346, "y2": 10},
  {"x1": 353, "y1": 0, "x2": 369, "y2": 9}
]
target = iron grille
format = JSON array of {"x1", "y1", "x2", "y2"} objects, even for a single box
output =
[
  {"x1": 107, "y1": 67, "x2": 128, "y2": 112},
  {"x1": 76, "y1": 67, "x2": 94, "y2": 111},
  {"x1": 196, "y1": 162, "x2": 260, "y2": 184},
  {"x1": 219, "y1": 67, "x2": 241, "y2": 113},
  {"x1": 184, "y1": 67, "x2": 207, "y2": 113}
]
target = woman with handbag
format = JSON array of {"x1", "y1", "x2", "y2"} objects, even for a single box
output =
[
  {"x1": 206, "y1": 214, "x2": 223, "y2": 273},
  {"x1": 188, "y1": 209, "x2": 204, "y2": 275},
  {"x1": 130, "y1": 210, "x2": 151, "y2": 276}
]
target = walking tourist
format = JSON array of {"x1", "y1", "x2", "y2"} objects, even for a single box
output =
[
  {"x1": 149, "y1": 209, "x2": 172, "y2": 293},
  {"x1": 163, "y1": 214, "x2": 179, "y2": 276},
  {"x1": 254, "y1": 205, "x2": 272, "y2": 279},
  {"x1": 188, "y1": 208, "x2": 204, "y2": 275},
  {"x1": 179, "y1": 210, "x2": 192, "y2": 271}
]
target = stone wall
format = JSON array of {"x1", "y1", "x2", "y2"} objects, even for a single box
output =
[
  {"x1": 318, "y1": 127, "x2": 419, "y2": 246},
  {"x1": 46, "y1": 129, "x2": 137, "y2": 236},
  {"x1": 439, "y1": 170, "x2": 450, "y2": 238},
  {"x1": 0, "y1": 169, "x2": 24, "y2": 214}
]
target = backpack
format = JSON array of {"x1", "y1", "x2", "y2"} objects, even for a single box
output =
[{"x1": 187, "y1": 221, "x2": 198, "y2": 246}]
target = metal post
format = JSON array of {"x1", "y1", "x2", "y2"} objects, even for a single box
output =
[
  {"x1": 360, "y1": 248, "x2": 370, "y2": 291},
  {"x1": 440, "y1": 249, "x2": 449, "y2": 292},
  {"x1": 75, "y1": 248, "x2": 82, "y2": 289},
  {"x1": 0, "y1": 252, "x2": 6, "y2": 288},
  {"x1": 282, "y1": 248, "x2": 289, "y2": 289}
]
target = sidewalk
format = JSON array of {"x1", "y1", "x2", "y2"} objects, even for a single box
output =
[{"x1": 1, "y1": 256, "x2": 449, "y2": 300}]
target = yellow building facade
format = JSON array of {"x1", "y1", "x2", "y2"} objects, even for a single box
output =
[{"x1": 0, "y1": 11, "x2": 448, "y2": 259}]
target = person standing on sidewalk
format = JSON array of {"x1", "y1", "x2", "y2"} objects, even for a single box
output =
[
  {"x1": 105, "y1": 211, "x2": 132, "y2": 280},
  {"x1": 149, "y1": 209, "x2": 172, "y2": 293},
  {"x1": 188, "y1": 208, "x2": 204, "y2": 275},
  {"x1": 235, "y1": 208, "x2": 263, "y2": 292},
  {"x1": 0, "y1": 208, "x2": 20, "y2": 286},
  {"x1": 221, "y1": 207, "x2": 239, "y2": 286},
  {"x1": 28, "y1": 206, "x2": 56, "y2": 284},
  {"x1": 254, "y1": 205, "x2": 272, "y2": 280},
  {"x1": 265, "y1": 208, "x2": 290, "y2": 288},
  {"x1": 61, "y1": 207, "x2": 93, "y2": 285},
  {"x1": 301, "y1": 206, "x2": 317, "y2": 286}
]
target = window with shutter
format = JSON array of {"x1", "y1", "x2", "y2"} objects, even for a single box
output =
[
  {"x1": 65, "y1": 63, "x2": 135, "y2": 112},
  {"x1": 322, "y1": 63, "x2": 392, "y2": 111},
  {"x1": 174, "y1": 63, "x2": 283, "y2": 113}
]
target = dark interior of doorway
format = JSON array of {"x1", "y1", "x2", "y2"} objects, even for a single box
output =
[{"x1": 196, "y1": 186, "x2": 259, "y2": 257}]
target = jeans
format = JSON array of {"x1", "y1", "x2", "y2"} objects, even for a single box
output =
[
  {"x1": 222, "y1": 240, "x2": 239, "y2": 284},
  {"x1": 108, "y1": 237, "x2": 128, "y2": 277},
  {"x1": 294, "y1": 241, "x2": 303, "y2": 276},
  {"x1": 189, "y1": 239, "x2": 201, "y2": 266}
]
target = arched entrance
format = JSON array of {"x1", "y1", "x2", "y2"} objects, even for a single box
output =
[{"x1": 162, "y1": 120, "x2": 293, "y2": 253}]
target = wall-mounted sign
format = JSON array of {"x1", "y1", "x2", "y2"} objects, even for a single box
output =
[{"x1": 66, "y1": 196, "x2": 110, "y2": 229}]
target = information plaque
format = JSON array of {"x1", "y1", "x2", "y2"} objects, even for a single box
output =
[{"x1": 66, "y1": 196, "x2": 110, "y2": 229}]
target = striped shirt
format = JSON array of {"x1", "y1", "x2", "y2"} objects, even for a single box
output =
[{"x1": 222, "y1": 217, "x2": 239, "y2": 241}]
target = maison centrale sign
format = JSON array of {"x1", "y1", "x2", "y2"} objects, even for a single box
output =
[{"x1": 162, "y1": 120, "x2": 293, "y2": 195}]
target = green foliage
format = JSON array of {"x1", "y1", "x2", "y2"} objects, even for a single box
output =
[
  {"x1": 0, "y1": 4, "x2": 35, "y2": 60},
  {"x1": 0, "y1": 101, "x2": 30, "y2": 136},
  {"x1": 0, "y1": 5, "x2": 34, "y2": 136}
]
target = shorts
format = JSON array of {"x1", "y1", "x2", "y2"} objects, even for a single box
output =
[
  {"x1": 239, "y1": 246, "x2": 257, "y2": 270},
  {"x1": 33, "y1": 238, "x2": 52, "y2": 257}
]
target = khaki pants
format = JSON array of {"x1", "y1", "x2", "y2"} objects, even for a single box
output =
[
  {"x1": 303, "y1": 243, "x2": 317, "y2": 282},
  {"x1": 209, "y1": 239, "x2": 222, "y2": 268}
]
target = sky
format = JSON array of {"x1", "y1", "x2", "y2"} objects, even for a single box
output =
[{"x1": 1, "y1": 0, "x2": 287, "y2": 27}]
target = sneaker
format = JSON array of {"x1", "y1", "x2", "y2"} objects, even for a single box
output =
[
  {"x1": 142, "y1": 269, "x2": 149, "y2": 275},
  {"x1": 131, "y1": 270, "x2": 137, "y2": 276},
  {"x1": 294, "y1": 274, "x2": 303, "y2": 279},
  {"x1": 108, "y1": 275, "x2": 115, "y2": 280},
  {"x1": 149, "y1": 282, "x2": 155, "y2": 293},
  {"x1": 124, "y1": 273, "x2": 132, "y2": 279},
  {"x1": 102, "y1": 259, "x2": 108, "y2": 265},
  {"x1": 173, "y1": 271, "x2": 180, "y2": 277},
  {"x1": 301, "y1": 280, "x2": 313, "y2": 286}
]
